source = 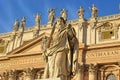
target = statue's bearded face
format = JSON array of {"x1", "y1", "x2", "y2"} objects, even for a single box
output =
[
  {"x1": 56, "y1": 18, "x2": 61, "y2": 26},
  {"x1": 56, "y1": 18, "x2": 64, "y2": 28}
]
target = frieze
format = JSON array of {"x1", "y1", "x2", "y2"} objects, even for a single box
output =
[
  {"x1": 0, "y1": 57, "x2": 44, "y2": 68},
  {"x1": 86, "y1": 50, "x2": 119, "y2": 58}
]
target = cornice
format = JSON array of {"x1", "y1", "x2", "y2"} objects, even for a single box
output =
[{"x1": 86, "y1": 41, "x2": 120, "y2": 50}]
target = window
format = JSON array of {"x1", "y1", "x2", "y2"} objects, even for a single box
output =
[
  {"x1": 106, "y1": 74, "x2": 116, "y2": 80},
  {"x1": 0, "y1": 39, "x2": 5, "y2": 53},
  {"x1": 0, "y1": 47, "x2": 5, "y2": 53},
  {"x1": 99, "y1": 22, "x2": 117, "y2": 41},
  {"x1": 101, "y1": 30, "x2": 114, "y2": 39}
]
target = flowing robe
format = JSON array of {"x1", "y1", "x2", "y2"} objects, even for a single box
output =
[{"x1": 43, "y1": 26, "x2": 78, "y2": 80}]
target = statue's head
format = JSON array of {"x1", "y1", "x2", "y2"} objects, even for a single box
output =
[{"x1": 56, "y1": 17, "x2": 66, "y2": 28}]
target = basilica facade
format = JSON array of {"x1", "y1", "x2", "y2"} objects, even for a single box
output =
[{"x1": 0, "y1": 5, "x2": 120, "y2": 80}]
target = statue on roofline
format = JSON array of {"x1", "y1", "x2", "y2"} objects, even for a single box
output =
[
  {"x1": 60, "y1": 9, "x2": 68, "y2": 21},
  {"x1": 48, "y1": 9, "x2": 55, "y2": 23},
  {"x1": 91, "y1": 4, "x2": 98, "y2": 18},
  {"x1": 78, "y1": 6, "x2": 85, "y2": 19},
  {"x1": 19, "y1": 17, "x2": 26, "y2": 32},
  {"x1": 35, "y1": 13, "x2": 41, "y2": 27},
  {"x1": 13, "y1": 19, "x2": 19, "y2": 31}
]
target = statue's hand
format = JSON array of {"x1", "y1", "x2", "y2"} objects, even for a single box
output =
[
  {"x1": 65, "y1": 48, "x2": 69, "y2": 54},
  {"x1": 42, "y1": 50, "x2": 49, "y2": 62},
  {"x1": 42, "y1": 50, "x2": 46, "y2": 58}
]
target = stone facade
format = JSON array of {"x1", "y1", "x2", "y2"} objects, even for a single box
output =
[{"x1": 0, "y1": 5, "x2": 120, "y2": 80}]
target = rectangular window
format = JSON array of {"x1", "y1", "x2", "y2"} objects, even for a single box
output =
[
  {"x1": 0, "y1": 46, "x2": 5, "y2": 53},
  {"x1": 101, "y1": 30, "x2": 114, "y2": 40}
]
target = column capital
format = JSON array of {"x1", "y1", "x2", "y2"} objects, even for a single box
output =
[
  {"x1": 8, "y1": 70, "x2": 17, "y2": 80},
  {"x1": 0, "y1": 71, "x2": 8, "y2": 80},
  {"x1": 89, "y1": 63, "x2": 98, "y2": 73},
  {"x1": 24, "y1": 68, "x2": 35, "y2": 80}
]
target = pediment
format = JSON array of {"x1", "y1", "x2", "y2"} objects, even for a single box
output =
[{"x1": 7, "y1": 32, "x2": 50, "y2": 55}]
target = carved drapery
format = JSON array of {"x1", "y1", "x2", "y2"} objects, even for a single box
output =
[{"x1": 41, "y1": 36, "x2": 49, "y2": 51}]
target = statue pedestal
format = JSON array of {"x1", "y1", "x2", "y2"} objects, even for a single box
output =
[{"x1": 36, "y1": 78, "x2": 61, "y2": 80}]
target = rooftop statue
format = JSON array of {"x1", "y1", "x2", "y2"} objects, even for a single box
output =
[
  {"x1": 78, "y1": 6, "x2": 85, "y2": 19},
  {"x1": 13, "y1": 20, "x2": 19, "y2": 31},
  {"x1": 48, "y1": 9, "x2": 55, "y2": 23},
  {"x1": 60, "y1": 9, "x2": 68, "y2": 21},
  {"x1": 91, "y1": 4, "x2": 98, "y2": 18},
  {"x1": 19, "y1": 17, "x2": 26, "y2": 31},
  {"x1": 21, "y1": 17, "x2": 26, "y2": 26},
  {"x1": 43, "y1": 17, "x2": 79, "y2": 80},
  {"x1": 35, "y1": 13, "x2": 41, "y2": 27}
]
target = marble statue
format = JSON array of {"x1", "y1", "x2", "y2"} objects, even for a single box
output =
[
  {"x1": 43, "y1": 17, "x2": 78, "y2": 80},
  {"x1": 35, "y1": 13, "x2": 40, "y2": 27},
  {"x1": 78, "y1": 6, "x2": 85, "y2": 19},
  {"x1": 91, "y1": 4, "x2": 98, "y2": 18},
  {"x1": 48, "y1": 9, "x2": 55, "y2": 23},
  {"x1": 60, "y1": 9, "x2": 67, "y2": 21},
  {"x1": 20, "y1": 17, "x2": 26, "y2": 31},
  {"x1": 13, "y1": 20, "x2": 19, "y2": 31}
]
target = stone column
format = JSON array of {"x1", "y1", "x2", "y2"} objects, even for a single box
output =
[
  {"x1": 77, "y1": 6, "x2": 87, "y2": 44},
  {"x1": 35, "y1": 70, "x2": 44, "y2": 79},
  {"x1": 87, "y1": 4, "x2": 98, "y2": 45},
  {"x1": 16, "y1": 31, "x2": 24, "y2": 48},
  {"x1": 77, "y1": 22, "x2": 87, "y2": 44},
  {"x1": 4, "y1": 40, "x2": 9, "y2": 54},
  {"x1": 100, "y1": 70, "x2": 104, "y2": 80},
  {"x1": 88, "y1": 63, "x2": 97, "y2": 80},
  {"x1": 7, "y1": 34, "x2": 15, "y2": 52},
  {"x1": 8, "y1": 70, "x2": 16, "y2": 80},
  {"x1": 74, "y1": 64, "x2": 84, "y2": 80}
]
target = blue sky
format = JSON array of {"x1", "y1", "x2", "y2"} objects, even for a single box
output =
[{"x1": 0, "y1": 0, "x2": 120, "y2": 33}]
